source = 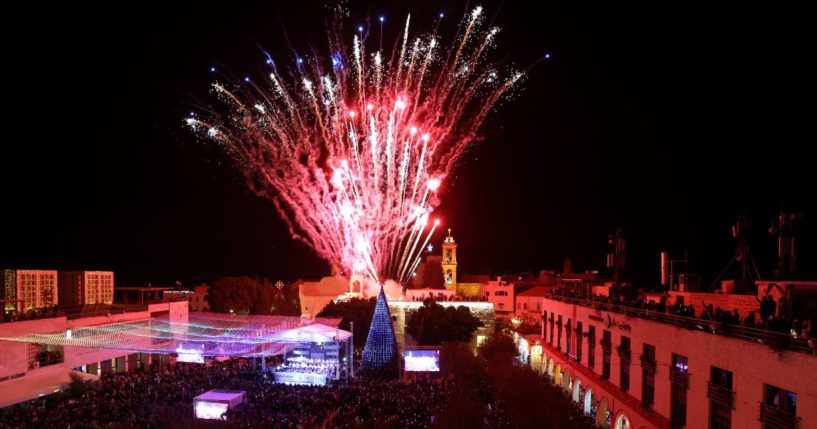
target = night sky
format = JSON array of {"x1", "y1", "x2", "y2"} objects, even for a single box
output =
[{"x1": 2, "y1": 1, "x2": 812, "y2": 287}]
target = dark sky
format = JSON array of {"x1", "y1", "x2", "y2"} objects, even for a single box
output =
[{"x1": 1, "y1": 1, "x2": 813, "y2": 287}]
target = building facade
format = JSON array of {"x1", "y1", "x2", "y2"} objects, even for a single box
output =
[
  {"x1": 0, "y1": 300, "x2": 188, "y2": 407},
  {"x1": 515, "y1": 286, "x2": 551, "y2": 324},
  {"x1": 58, "y1": 271, "x2": 114, "y2": 306},
  {"x1": 1, "y1": 270, "x2": 58, "y2": 314},
  {"x1": 534, "y1": 294, "x2": 817, "y2": 429},
  {"x1": 163, "y1": 284, "x2": 211, "y2": 312},
  {"x1": 483, "y1": 276, "x2": 516, "y2": 316},
  {"x1": 442, "y1": 229, "x2": 457, "y2": 289},
  {"x1": 297, "y1": 276, "x2": 349, "y2": 318},
  {"x1": 187, "y1": 284, "x2": 211, "y2": 312}
]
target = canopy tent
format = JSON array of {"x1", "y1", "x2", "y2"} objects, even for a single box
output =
[
  {"x1": 0, "y1": 314, "x2": 350, "y2": 359},
  {"x1": 269, "y1": 323, "x2": 353, "y2": 343}
]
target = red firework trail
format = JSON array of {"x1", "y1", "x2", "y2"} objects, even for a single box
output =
[{"x1": 189, "y1": 6, "x2": 523, "y2": 285}]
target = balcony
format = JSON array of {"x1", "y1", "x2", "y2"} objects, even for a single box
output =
[
  {"x1": 545, "y1": 294, "x2": 815, "y2": 354},
  {"x1": 760, "y1": 403, "x2": 799, "y2": 429},
  {"x1": 707, "y1": 382, "x2": 735, "y2": 409},
  {"x1": 617, "y1": 345, "x2": 631, "y2": 362},
  {"x1": 640, "y1": 354, "x2": 657, "y2": 374},
  {"x1": 669, "y1": 367, "x2": 690, "y2": 390}
]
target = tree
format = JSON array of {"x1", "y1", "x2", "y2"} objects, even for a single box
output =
[
  {"x1": 406, "y1": 300, "x2": 482, "y2": 346},
  {"x1": 361, "y1": 285, "x2": 399, "y2": 378},
  {"x1": 269, "y1": 290, "x2": 300, "y2": 316},
  {"x1": 207, "y1": 276, "x2": 277, "y2": 315},
  {"x1": 477, "y1": 332, "x2": 518, "y2": 364},
  {"x1": 67, "y1": 372, "x2": 88, "y2": 398},
  {"x1": 253, "y1": 282, "x2": 276, "y2": 315},
  {"x1": 317, "y1": 297, "x2": 376, "y2": 348},
  {"x1": 439, "y1": 342, "x2": 486, "y2": 389}
]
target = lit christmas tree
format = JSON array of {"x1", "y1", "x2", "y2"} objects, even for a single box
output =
[{"x1": 362, "y1": 284, "x2": 399, "y2": 378}]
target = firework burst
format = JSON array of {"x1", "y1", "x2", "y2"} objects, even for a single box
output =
[{"x1": 189, "y1": 6, "x2": 523, "y2": 285}]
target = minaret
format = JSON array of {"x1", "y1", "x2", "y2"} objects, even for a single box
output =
[{"x1": 442, "y1": 228, "x2": 457, "y2": 290}]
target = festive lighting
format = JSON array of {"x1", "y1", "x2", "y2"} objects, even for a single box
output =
[
  {"x1": 189, "y1": 7, "x2": 523, "y2": 285},
  {"x1": 0, "y1": 314, "x2": 343, "y2": 357},
  {"x1": 362, "y1": 285, "x2": 398, "y2": 377}
]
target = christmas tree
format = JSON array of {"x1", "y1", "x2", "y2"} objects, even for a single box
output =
[{"x1": 361, "y1": 284, "x2": 399, "y2": 378}]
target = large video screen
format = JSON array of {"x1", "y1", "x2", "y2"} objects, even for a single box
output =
[
  {"x1": 403, "y1": 349, "x2": 440, "y2": 372},
  {"x1": 176, "y1": 343, "x2": 205, "y2": 363}
]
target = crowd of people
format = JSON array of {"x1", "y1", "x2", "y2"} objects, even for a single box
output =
[
  {"x1": 408, "y1": 292, "x2": 486, "y2": 302},
  {"x1": 548, "y1": 288, "x2": 817, "y2": 340},
  {"x1": 0, "y1": 360, "x2": 449, "y2": 429},
  {"x1": 273, "y1": 356, "x2": 339, "y2": 376}
]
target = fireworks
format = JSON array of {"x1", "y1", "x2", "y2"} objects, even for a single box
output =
[{"x1": 189, "y1": 7, "x2": 523, "y2": 285}]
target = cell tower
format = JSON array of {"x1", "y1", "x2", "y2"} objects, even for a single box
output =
[
  {"x1": 607, "y1": 228, "x2": 626, "y2": 287},
  {"x1": 710, "y1": 214, "x2": 761, "y2": 292},
  {"x1": 769, "y1": 208, "x2": 801, "y2": 279}
]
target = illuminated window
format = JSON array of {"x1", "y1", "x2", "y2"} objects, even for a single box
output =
[
  {"x1": 762, "y1": 384, "x2": 798, "y2": 429},
  {"x1": 671, "y1": 354, "x2": 689, "y2": 427}
]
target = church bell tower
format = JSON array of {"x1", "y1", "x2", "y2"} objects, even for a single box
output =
[{"x1": 441, "y1": 229, "x2": 457, "y2": 290}]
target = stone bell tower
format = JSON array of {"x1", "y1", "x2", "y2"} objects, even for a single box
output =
[{"x1": 441, "y1": 229, "x2": 457, "y2": 290}]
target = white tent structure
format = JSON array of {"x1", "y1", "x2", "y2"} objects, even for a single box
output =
[
  {"x1": 269, "y1": 323, "x2": 352, "y2": 343},
  {"x1": 193, "y1": 389, "x2": 246, "y2": 420},
  {"x1": 0, "y1": 315, "x2": 349, "y2": 358}
]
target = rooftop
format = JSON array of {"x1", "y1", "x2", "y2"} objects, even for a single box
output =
[
  {"x1": 517, "y1": 286, "x2": 552, "y2": 298},
  {"x1": 546, "y1": 292, "x2": 815, "y2": 355}
]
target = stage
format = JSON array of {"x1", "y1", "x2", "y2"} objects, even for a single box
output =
[{"x1": 273, "y1": 371, "x2": 328, "y2": 386}]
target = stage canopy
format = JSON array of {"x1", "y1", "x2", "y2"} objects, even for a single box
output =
[
  {"x1": 268, "y1": 323, "x2": 352, "y2": 343},
  {"x1": 0, "y1": 313, "x2": 349, "y2": 358}
]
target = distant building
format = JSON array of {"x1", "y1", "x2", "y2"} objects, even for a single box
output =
[
  {"x1": 297, "y1": 276, "x2": 349, "y2": 318},
  {"x1": 1, "y1": 270, "x2": 58, "y2": 313},
  {"x1": 559, "y1": 269, "x2": 602, "y2": 297},
  {"x1": 163, "y1": 284, "x2": 211, "y2": 312},
  {"x1": 58, "y1": 271, "x2": 114, "y2": 306},
  {"x1": 188, "y1": 284, "x2": 210, "y2": 312},
  {"x1": 114, "y1": 286, "x2": 174, "y2": 304},
  {"x1": 482, "y1": 276, "x2": 516, "y2": 316},
  {"x1": 0, "y1": 299, "x2": 188, "y2": 407},
  {"x1": 515, "y1": 286, "x2": 552, "y2": 323}
]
